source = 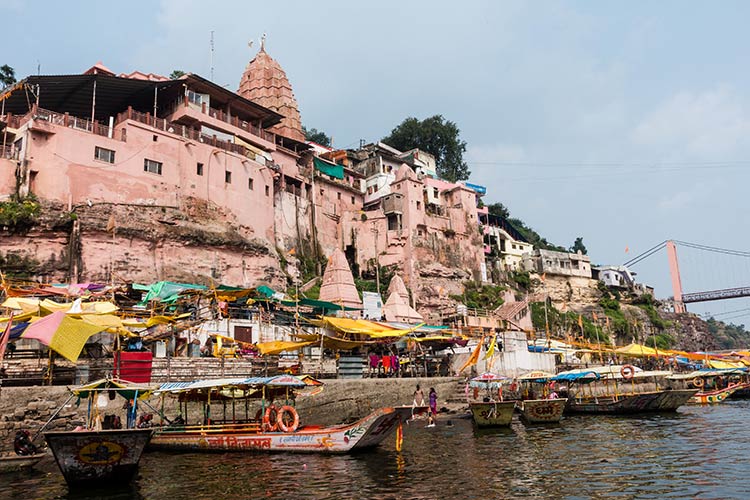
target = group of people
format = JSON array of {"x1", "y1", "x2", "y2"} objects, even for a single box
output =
[
  {"x1": 368, "y1": 351, "x2": 400, "y2": 378},
  {"x1": 413, "y1": 384, "x2": 438, "y2": 426}
]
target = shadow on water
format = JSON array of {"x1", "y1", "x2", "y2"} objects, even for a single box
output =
[{"x1": 3, "y1": 402, "x2": 750, "y2": 499}]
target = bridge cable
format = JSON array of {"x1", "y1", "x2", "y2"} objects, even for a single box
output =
[{"x1": 623, "y1": 240, "x2": 668, "y2": 267}]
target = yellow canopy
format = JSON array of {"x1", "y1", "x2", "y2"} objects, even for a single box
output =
[
  {"x1": 615, "y1": 343, "x2": 663, "y2": 357},
  {"x1": 294, "y1": 333, "x2": 369, "y2": 350},
  {"x1": 315, "y1": 316, "x2": 423, "y2": 338},
  {"x1": 256, "y1": 340, "x2": 315, "y2": 356},
  {"x1": 1, "y1": 297, "x2": 41, "y2": 313},
  {"x1": 707, "y1": 359, "x2": 746, "y2": 369}
]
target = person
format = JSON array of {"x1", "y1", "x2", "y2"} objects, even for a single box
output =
[
  {"x1": 548, "y1": 390, "x2": 559, "y2": 400},
  {"x1": 368, "y1": 351, "x2": 380, "y2": 378},
  {"x1": 429, "y1": 387, "x2": 438, "y2": 416},
  {"x1": 413, "y1": 384, "x2": 425, "y2": 407}
]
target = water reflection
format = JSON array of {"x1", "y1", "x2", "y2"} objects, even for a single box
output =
[{"x1": 2, "y1": 402, "x2": 749, "y2": 499}]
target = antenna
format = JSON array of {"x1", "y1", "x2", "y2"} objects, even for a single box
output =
[{"x1": 210, "y1": 30, "x2": 215, "y2": 81}]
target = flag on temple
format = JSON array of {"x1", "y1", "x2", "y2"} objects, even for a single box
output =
[
  {"x1": 459, "y1": 335, "x2": 485, "y2": 373},
  {"x1": 395, "y1": 420, "x2": 403, "y2": 452},
  {"x1": 288, "y1": 248, "x2": 296, "y2": 256},
  {"x1": 625, "y1": 246, "x2": 629, "y2": 253},
  {"x1": 577, "y1": 315, "x2": 583, "y2": 328},
  {"x1": 22, "y1": 311, "x2": 107, "y2": 362},
  {"x1": 484, "y1": 333, "x2": 497, "y2": 360}
]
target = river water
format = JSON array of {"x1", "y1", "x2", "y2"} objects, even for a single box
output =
[{"x1": 4, "y1": 400, "x2": 748, "y2": 499}]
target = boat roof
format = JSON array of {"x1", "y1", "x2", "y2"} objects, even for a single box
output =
[
  {"x1": 667, "y1": 368, "x2": 747, "y2": 380},
  {"x1": 71, "y1": 378, "x2": 154, "y2": 400},
  {"x1": 154, "y1": 375, "x2": 308, "y2": 394}
]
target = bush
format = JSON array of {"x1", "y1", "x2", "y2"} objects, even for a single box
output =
[
  {"x1": 450, "y1": 281, "x2": 506, "y2": 311},
  {"x1": 0, "y1": 196, "x2": 40, "y2": 232}
]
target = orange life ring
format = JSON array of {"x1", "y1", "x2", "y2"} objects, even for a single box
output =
[
  {"x1": 691, "y1": 378, "x2": 705, "y2": 389},
  {"x1": 620, "y1": 365, "x2": 635, "y2": 380},
  {"x1": 262, "y1": 406, "x2": 279, "y2": 432},
  {"x1": 276, "y1": 405, "x2": 299, "y2": 433}
]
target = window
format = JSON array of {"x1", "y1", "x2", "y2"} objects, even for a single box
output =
[
  {"x1": 196, "y1": 163, "x2": 204, "y2": 176},
  {"x1": 351, "y1": 196, "x2": 355, "y2": 204},
  {"x1": 94, "y1": 146, "x2": 115, "y2": 164},
  {"x1": 225, "y1": 171, "x2": 232, "y2": 184},
  {"x1": 433, "y1": 188, "x2": 439, "y2": 198},
  {"x1": 144, "y1": 158, "x2": 162, "y2": 175},
  {"x1": 248, "y1": 178, "x2": 254, "y2": 190},
  {"x1": 265, "y1": 185, "x2": 270, "y2": 196},
  {"x1": 337, "y1": 192, "x2": 341, "y2": 200},
  {"x1": 320, "y1": 189, "x2": 324, "y2": 196},
  {"x1": 187, "y1": 90, "x2": 203, "y2": 105},
  {"x1": 416, "y1": 201, "x2": 421, "y2": 210},
  {"x1": 152, "y1": 135, "x2": 158, "y2": 142}
]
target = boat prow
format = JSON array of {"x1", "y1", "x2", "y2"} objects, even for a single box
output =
[
  {"x1": 45, "y1": 428, "x2": 153, "y2": 487},
  {"x1": 518, "y1": 398, "x2": 567, "y2": 424},
  {"x1": 0, "y1": 452, "x2": 47, "y2": 473},
  {"x1": 469, "y1": 401, "x2": 516, "y2": 428}
]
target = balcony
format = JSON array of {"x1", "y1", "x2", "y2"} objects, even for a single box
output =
[{"x1": 164, "y1": 100, "x2": 276, "y2": 152}]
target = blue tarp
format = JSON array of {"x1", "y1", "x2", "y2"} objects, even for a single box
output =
[{"x1": 551, "y1": 371, "x2": 601, "y2": 383}]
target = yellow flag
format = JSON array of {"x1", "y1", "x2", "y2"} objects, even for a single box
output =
[{"x1": 484, "y1": 334, "x2": 497, "y2": 360}]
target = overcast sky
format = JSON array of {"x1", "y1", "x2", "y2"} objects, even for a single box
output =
[{"x1": 6, "y1": 1, "x2": 750, "y2": 322}]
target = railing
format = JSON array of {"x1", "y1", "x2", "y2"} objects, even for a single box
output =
[
  {"x1": 1, "y1": 113, "x2": 23, "y2": 129},
  {"x1": 0, "y1": 144, "x2": 16, "y2": 160},
  {"x1": 120, "y1": 108, "x2": 251, "y2": 157},
  {"x1": 165, "y1": 99, "x2": 277, "y2": 144},
  {"x1": 31, "y1": 107, "x2": 115, "y2": 139}
]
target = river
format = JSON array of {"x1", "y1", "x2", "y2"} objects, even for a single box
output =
[{"x1": 3, "y1": 400, "x2": 748, "y2": 499}]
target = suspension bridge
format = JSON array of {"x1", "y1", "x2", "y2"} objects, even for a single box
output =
[{"x1": 624, "y1": 240, "x2": 750, "y2": 314}]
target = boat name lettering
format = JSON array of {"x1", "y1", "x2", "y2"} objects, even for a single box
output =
[{"x1": 280, "y1": 435, "x2": 315, "y2": 443}]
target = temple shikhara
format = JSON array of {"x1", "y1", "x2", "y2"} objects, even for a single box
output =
[{"x1": 0, "y1": 42, "x2": 535, "y2": 321}]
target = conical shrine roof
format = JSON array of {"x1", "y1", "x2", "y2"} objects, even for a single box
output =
[
  {"x1": 383, "y1": 274, "x2": 422, "y2": 323},
  {"x1": 238, "y1": 46, "x2": 305, "y2": 142},
  {"x1": 386, "y1": 274, "x2": 410, "y2": 304},
  {"x1": 318, "y1": 248, "x2": 362, "y2": 313}
]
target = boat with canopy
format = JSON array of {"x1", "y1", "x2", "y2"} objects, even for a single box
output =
[
  {"x1": 554, "y1": 366, "x2": 697, "y2": 414},
  {"x1": 467, "y1": 373, "x2": 516, "y2": 427},
  {"x1": 42, "y1": 379, "x2": 154, "y2": 487},
  {"x1": 148, "y1": 375, "x2": 423, "y2": 453},
  {"x1": 514, "y1": 371, "x2": 567, "y2": 424},
  {"x1": 667, "y1": 369, "x2": 749, "y2": 404}
]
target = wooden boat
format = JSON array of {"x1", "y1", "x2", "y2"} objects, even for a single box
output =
[
  {"x1": 517, "y1": 398, "x2": 567, "y2": 423},
  {"x1": 0, "y1": 453, "x2": 46, "y2": 473},
  {"x1": 149, "y1": 375, "x2": 425, "y2": 453},
  {"x1": 40, "y1": 379, "x2": 154, "y2": 487},
  {"x1": 564, "y1": 389, "x2": 697, "y2": 414},
  {"x1": 555, "y1": 367, "x2": 697, "y2": 415},
  {"x1": 45, "y1": 428, "x2": 152, "y2": 486},
  {"x1": 667, "y1": 370, "x2": 748, "y2": 404},
  {"x1": 468, "y1": 401, "x2": 517, "y2": 427}
]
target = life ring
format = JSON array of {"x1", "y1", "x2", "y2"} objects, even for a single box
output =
[
  {"x1": 691, "y1": 378, "x2": 705, "y2": 389},
  {"x1": 262, "y1": 406, "x2": 279, "y2": 432},
  {"x1": 276, "y1": 405, "x2": 299, "y2": 433},
  {"x1": 620, "y1": 365, "x2": 635, "y2": 380}
]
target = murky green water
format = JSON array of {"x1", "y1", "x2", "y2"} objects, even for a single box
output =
[{"x1": 4, "y1": 400, "x2": 748, "y2": 499}]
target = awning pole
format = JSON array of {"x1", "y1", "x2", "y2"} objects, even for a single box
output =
[{"x1": 90, "y1": 78, "x2": 97, "y2": 124}]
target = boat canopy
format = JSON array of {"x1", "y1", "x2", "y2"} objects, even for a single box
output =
[
  {"x1": 551, "y1": 371, "x2": 601, "y2": 383},
  {"x1": 71, "y1": 378, "x2": 154, "y2": 400},
  {"x1": 667, "y1": 368, "x2": 747, "y2": 380},
  {"x1": 155, "y1": 375, "x2": 309, "y2": 394},
  {"x1": 517, "y1": 370, "x2": 556, "y2": 382}
]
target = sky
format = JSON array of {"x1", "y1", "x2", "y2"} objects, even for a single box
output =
[{"x1": 5, "y1": 0, "x2": 750, "y2": 323}]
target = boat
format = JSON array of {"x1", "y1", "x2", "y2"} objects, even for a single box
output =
[
  {"x1": 0, "y1": 453, "x2": 47, "y2": 473},
  {"x1": 466, "y1": 373, "x2": 517, "y2": 427},
  {"x1": 554, "y1": 366, "x2": 697, "y2": 415},
  {"x1": 42, "y1": 379, "x2": 154, "y2": 487},
  {"x1": 667, "y1": 369, "x2": 749, "y2": 404},
  {"x1": 148, "y1": 375, "x2": 425, "y2": 453},
  {"x1": 515, "y1": 371, "x2": 567, "y2": 424}
]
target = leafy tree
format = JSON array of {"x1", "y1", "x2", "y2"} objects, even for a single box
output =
[
  {"x1": 570, "y1": 236, "x2": 587, "y2": 255},
  {"x1": 382, "y1": 115, "x2": 470, "y2": 182},
  {"x1": 487, "y1": 202, "x2": 510, "y2": 219},
  {"x1": 1, "y1": 65, "x2": 16, "y2": 87},
  {"x1": 302, "y1": 126, "x2": 331, "y2": 147},
  {"x1": 169, "y1": 70, "x2": 186, "y2": 80}
]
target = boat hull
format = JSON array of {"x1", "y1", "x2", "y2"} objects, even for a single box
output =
[
  {"x1": 45, "y1": 429, "x2": 152, "y2": 487},
  {"x1": 469, "y1": 401, "x2": 516, "y2": 427},
  {"x1": 0, "y1": 453, "x2": 47, "y2": 473},
  {"x1": 565, "y1": 389, "x2": 697, "y2": 415},
  {"x1": 518, "y1": 399, "x2": 567, "y2": 424},
  {"x1": 149, "y1": 406, "x2": 421, "y2": 454},
  {"x1": 689, "y1": 384, "x2": 745, "y2": 404}
]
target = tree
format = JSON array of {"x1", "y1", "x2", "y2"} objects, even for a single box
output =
[
  {"x1": 382, "y1": 115, "x2": 470, "y2": 182},
  {"x1": 302, "y1": 126, "x2": 331, "y2": 147},
  {"x1": 1, "y1": 65, "x2": 16, "y2": 87},
  {"x1": 570, "y1": 237, "x2": 588, "y2": 255},
  {"x1": 487, "y1": 202, "x2": 510, "y2": 219},
  {"x1": 169, "y1": 70, "x2": 186, "y2": 80}
]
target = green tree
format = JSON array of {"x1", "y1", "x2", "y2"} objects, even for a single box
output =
[
  {"x1": 302, "y1": 126, "x2": 331, "y2": 147},
  {"x1": 487, "y1": 202, "x2": 510, "y2": 219},
  {"x1": 1, "y1": 65, "x2": 16, "y2": 87},
  {"x1": 570, "y1": 236, "x2": 587, "y2": 255},
  {"x1": 169, "y1": 70, "x2": 186, "y2": 80},
  {"x1": 382, "y1": 115, "x2": 470, "y2": 182}
]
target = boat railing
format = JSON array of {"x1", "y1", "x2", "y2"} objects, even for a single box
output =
[{"x1": 156, "y1": 421, "x2": 262, "y2": 434}]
